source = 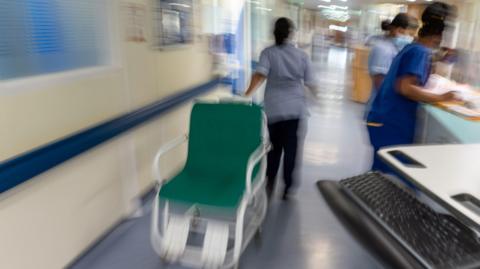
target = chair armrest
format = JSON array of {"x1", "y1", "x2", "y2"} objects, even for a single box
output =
[
  {"x1": 152, "y1": 134, "x2": 188, "y2": 184},
  {"x1": 245, "y1": 142, "x2": 271, "y2": 195}
]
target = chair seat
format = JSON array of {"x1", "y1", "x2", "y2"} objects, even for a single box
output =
[
  {"x1": 160, "y1": 167, "x2": 259, "y2": 209},
  {"x1": 159, "y1": 103, "x2": 263, "y2": 209}
]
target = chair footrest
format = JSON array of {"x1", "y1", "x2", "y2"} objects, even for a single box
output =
[
  {"x1": 162, "y1": 215, "x2": 192, "y2": 262},
  {"x1": 202, "y1": 221, "x2": 230, "y2": 269}
]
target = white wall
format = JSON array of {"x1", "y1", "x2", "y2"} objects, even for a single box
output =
[{"x1": 0, "y1": 0, "x2": 222, "y2": 268}]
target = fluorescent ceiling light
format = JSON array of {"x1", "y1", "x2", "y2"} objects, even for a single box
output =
[
  {"x1": 256, "y1": 7, "x2": 272, "y2": 11},
  {"x1": 322, "y1": 0, "x2": 331, "y2": 2},
  {"x1": 321, "y1": 9, "x2": 350, "y2": 22},
  {"x1": 329, "y1": 25, "x2": 348, "y2": 32},
  {"x1": 318, "y1": 4, "x2": 348, "y2": 10},
  {"x1": 318, "y1": 4, "x2": 334, "y2": 9},
  {"x1": 331, "y1": 5, "x2": 348, "y2": 10},
  {"x1": 168, "y1": 3, "x2": 191, "y2": 8}
]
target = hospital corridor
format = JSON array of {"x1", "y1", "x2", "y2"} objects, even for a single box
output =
[
  {"x1": 69, "y1": 47, "x2": 379, "y2": 269},
  {"x1": 2, "y1": 1, "x2": 480, "y2": 269}
]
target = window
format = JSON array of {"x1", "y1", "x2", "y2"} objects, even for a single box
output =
[{"x1": 0, "y1": 0, "x2": 109, "y2": 80}]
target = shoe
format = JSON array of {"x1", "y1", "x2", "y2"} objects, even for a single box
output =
[
  {"x1": 266, "y1": 185, "x2": 274, "y2": 199},
  {"x1": 282, "y1": 190, "x2": 291, "y2": 201}
]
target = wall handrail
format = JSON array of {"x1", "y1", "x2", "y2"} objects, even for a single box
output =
[{"x1": 0, "y1": 77, "x2": 222, "y2": 194}]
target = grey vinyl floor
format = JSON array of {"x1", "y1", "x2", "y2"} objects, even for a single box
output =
[{"x1": 69, "y1": 46, "x2": 384, "y2": 269}]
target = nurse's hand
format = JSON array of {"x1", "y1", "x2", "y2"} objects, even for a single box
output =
[{"x1": 439, "y1": 91, "x2": 462, "y2": 102}]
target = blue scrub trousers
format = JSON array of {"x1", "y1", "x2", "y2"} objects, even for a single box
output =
[{"x1": 367, "y1": 123, "x2": 415, "y2": 173}]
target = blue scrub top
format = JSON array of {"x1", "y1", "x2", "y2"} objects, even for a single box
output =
[
  {"x1": 368, "y1": 38, "x2": 399, "y2": 77},
  {"x1": 367, "y1": 43, "x2": 432, "y2": 138}
]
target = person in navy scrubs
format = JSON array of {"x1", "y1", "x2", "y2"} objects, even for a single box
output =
[
  {"x1": 367, "y1": 2, "x2": 459, "y2": 172},
  {"x1": 365, "y1": 13, "x2": 417, "y2": 119}
]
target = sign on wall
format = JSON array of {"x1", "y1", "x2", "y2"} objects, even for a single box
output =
[
  {"x1": 153, "y1": 0, "x2": 193, "y2": 48},
  {"x1": 125, "y1": 3, "x2": 147, "y2": 43}
]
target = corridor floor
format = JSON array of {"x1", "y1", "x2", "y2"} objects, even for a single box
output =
[{"x1": 69, "y1": 47, "x2": 384, "y2": 269}]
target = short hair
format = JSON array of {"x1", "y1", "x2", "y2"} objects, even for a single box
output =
[{"x1": 390, "y1": 13, "x2": 410, "y2": 29}]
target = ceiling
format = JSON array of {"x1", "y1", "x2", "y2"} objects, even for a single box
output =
[{"x1": 302, "y1": 0, "x2": 439, "y2": 9}]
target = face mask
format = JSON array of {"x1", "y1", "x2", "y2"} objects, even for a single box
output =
[{"x1": 393, "y1": 35, "x2": 413, "y2": 50}]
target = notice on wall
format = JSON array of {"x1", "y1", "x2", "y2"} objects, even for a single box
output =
[
  {"x1": 153, "y1": 0, "x2": 193, "y2": 48},
  {"x1": 125, "y1": 3, "x2": 146, "y2": 43}
]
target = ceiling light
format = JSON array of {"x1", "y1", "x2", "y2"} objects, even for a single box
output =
[
  {"x1": 318, "y1": 4, "x2": 334, "y2": 9},
  {"x1": 256, "y1": 7, "x2": 272, "y2": 11},
  {"x1": 329, "y1": 25, "x2": 348, "y2": 32},
  {"x1": 331, "y1": 5, "x2": 348, "y2": 10},
  {"x1": 321, "y1": 9, "x2": 350, "y2": 22},
  {"x1": 319, "y1": 4, "x2": 348, "y2": 10},
  {"x1": 168, "y1": 3, "x2": 191, "y2": 8}
]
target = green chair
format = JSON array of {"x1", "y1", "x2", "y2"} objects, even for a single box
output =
[{"x1": 151, "y1": 101, "x2": 270, "y2": 269}]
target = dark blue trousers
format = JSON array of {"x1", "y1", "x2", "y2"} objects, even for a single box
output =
[{"x1": 367, "y1": 124, "x2": 414, "y2": 173}]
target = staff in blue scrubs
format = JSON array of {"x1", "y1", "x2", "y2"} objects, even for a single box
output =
[
  {"x1": 365, "y1": 13, "x2": 417, "y2": 119},
  {"x1": 367, "y1": 2, "x2": 459, "y2": 172}
]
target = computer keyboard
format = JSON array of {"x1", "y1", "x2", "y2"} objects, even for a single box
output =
[{"x1": 340, "y1": 172, "x2": 480, "y2": 269}]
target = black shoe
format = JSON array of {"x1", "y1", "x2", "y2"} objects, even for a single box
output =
[
  {"x1": 282, "y1": 190, "x2": 291, "y2": 201},
  {"x1": 266, "y1": 185, "x2": 274, "y2": 199}
]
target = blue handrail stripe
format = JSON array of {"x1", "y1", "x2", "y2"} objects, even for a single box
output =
[{"x1": 0, "y1": 77, "x2": 221, "y2": 193}]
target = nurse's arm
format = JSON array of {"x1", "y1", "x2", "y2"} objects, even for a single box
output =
[
  {"x1": 244, "y1": 73, "x2": 267, "y2": 96},
  {"x1": 397, "y1": 76, "x2": 458, "y2": 103}
]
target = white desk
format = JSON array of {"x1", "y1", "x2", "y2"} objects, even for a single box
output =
[{"x1": 379, "y1": 144, "x2": 480, "y2": 229}]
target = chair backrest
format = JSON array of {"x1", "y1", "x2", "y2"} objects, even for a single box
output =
[{"x1": 185, "y1": 102, "x2": 263, "y2": 180}]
